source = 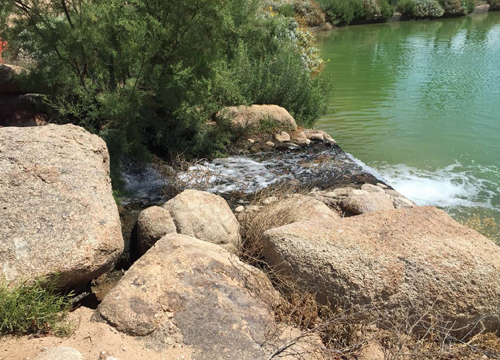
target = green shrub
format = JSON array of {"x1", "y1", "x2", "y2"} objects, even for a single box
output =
[
  {"x1": 413, "y1": 0, "x2": 445, "y2": 17},
  {"x1": 438, "y1": 0, "x2": 476, "y2": 14},
  {"x1": 318, "y1": 0, "x2": 393, "y2": 25},
  {"x1": 487, "y1": 0, "x2": 500, "y2": 10},
  {"x1": 397, "y1": 0, "x2": 417, "y2": 14},
  {"x1": 1, "y1": 0, "x2": 328, "y2": 185},
  {"x1": 0, "y1": 279, "x2": 73, "y2": 335}
]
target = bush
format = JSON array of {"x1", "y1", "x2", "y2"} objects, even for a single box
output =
[
  {"x1": 0, "y1": 279, "x2": 73, "y2": 335},
  {"x1": 318, "y1": 0, "x2": 393, "y2": 25},
  {"x1": 487, "y1": 0, "x2": 500, "y2": 10},
  {"x1": 0, "y1": 0, "x2": 328, "y2": 185},
  {"x1": 413, "y1": 0, "x2": 445, "y2": 17},
  {"x1": 438, "y1": 0, "x2": 476, "y2": 14}
]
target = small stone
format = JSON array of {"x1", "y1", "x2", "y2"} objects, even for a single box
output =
[
  {"x1": 292, "y1": 131, "x2": 307, "y2": 140},
  {"x1": 262, "y1": 196, "x2": 278, "y2": 205},
  {"x1": 308, "y1": 132, "x2": 324, "y2": 142},
  {"x1": 323, "y1": 192, "x2": 338, "y2": 199},
  {"x1": 294, "y1": 138, "x2": 311, "y2": 146},
  {"x1": 275, "y1": 131, "x2": 291, "y2": 143},
  {"x1": 234, "y1": 206, "x2": 245, "y2": 213},
  {"x1": 34, "y1": 347, "x2": 83, "y2": 360},
  {"x1": 376, "y1": 183, "x2": 388, "y2": 189},
  {"x1": 361, "y1": 184, "x2": 385, "y2": 193},
  {"x1": 265, "y1": 141, "x2": 275, "y2": 147},
  {"x1": 247, "y1": 138, "x2": 255, "y2": 144}
]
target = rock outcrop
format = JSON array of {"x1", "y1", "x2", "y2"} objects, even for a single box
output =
[
  {"x1": 98, "y1": 234, "x2": 314, "y2": 359},
  {"x1": 262, "y1": 206, "x2": 500, "y2": 336},
  {"x1": 218, "y1": 104, "x2": 297, "y2": 133},
  {"x1": 163, "y1": 190, "x2": 240, "y2": 252},
  {"x1": 0, "y1": 125, "x2": 123, "y2": 288}
]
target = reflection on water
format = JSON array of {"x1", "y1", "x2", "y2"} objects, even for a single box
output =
[{"x1": 316, "y1": 12, "x2": 500, "y2": 221}]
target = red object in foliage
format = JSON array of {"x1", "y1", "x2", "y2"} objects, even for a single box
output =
[{"x1": 0, "y1": 40, "x2": 7, "y2": 63}]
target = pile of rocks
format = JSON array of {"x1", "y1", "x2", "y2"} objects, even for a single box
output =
[
  {"x1": 0, "y1": 63, "x2": 47, "y2": 127},
  {"x1": 2, "y1": 123, "x2": 500, "y2": 360}
]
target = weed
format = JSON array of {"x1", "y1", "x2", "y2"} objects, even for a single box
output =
[{"x1": 0, "y1": 278, "x2": 74, "y2": 336}]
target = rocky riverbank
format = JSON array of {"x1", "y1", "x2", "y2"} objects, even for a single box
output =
[{"x1": 1, "y1": 65, "x2": 500, "y2": 359}]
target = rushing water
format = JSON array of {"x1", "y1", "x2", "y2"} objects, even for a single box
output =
[{"x1": 316, "y1": 12, "x2": 500, "y2": 223}]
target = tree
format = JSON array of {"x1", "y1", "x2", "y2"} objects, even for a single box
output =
[{"x1": 1, "y1": 0, "x2": 327, "y2": 184}]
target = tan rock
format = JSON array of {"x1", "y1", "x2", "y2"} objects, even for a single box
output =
[
  {"x1": 0, "y1": 124, "x2": 123, "y2": 288},
  {"x1": 361, "y1": 183, "x2": 385, "y2": 193},
  {"x1": 218, "y1": 105, "x2": 297, "y2": 133},
  {"x1": 275, "y1": 131, "x2": 291, "y2": 143},
  {"x1": 307, "y1": 132, "x2": 324, "y2": 142},
  {"x1": 34, "y1": 347, "x2": 83, "y2": 360},
  {"x1": 291, "y1": 131, "x2": 307, "y2": 141},
  {"x1": 136, "y1": 206, "x2": 176, "y2": 256},
  {"x1": 342, "y1": 190, "x2": 395, "y2": 214},
  {"x1": 266, "y1": 141, "x2": 275, "y2": 147},
  {"x1": 163, "y1": 190, "x2": 240, "y2": 251},
  {"x1": 98, "y1": 234, "x2": 310, "y2": 358},
  {"x1": 262, "y1": 207, "x2": 500, "y2": 337}
]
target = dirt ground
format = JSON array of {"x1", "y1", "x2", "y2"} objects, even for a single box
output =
[{"x1": 0, "y1": 307, "x2": 193, "y2": 360}]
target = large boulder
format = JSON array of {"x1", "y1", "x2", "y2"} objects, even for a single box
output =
[
  {"x1": 262, "y1": 206, "x2": 500, "y2": 337},
  {"x1": 341, "y1": 189, "x2": 395, "y2": 215},
  {"x1": 0, "y1": 124, "x2": 123, "y2": 288},
  {"x1": 163, "y1": 190, "x2": 240, "y2": 252},
  {"x1": 0, "y1": 64, "x2": 25, "y2": 94},
  {"x1": 218, "y1": 105, "x2": 297, "y2": 133},
  {"x1": 136, "y1": 206, "x2": 176, "y2": 256},
  {"x1": 0, "y1": 93, "x2": 48, "y2": 127},
  {"x1": 98, "y1": 234, "x2": 317, "y2": 359}
]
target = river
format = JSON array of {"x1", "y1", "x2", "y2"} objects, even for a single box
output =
[{"x1": 316, "y1": 12, "x2": 500, "y2": 224}]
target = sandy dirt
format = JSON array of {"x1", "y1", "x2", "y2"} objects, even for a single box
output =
[{"x1": 0, "y1": 307, "x2": 193, "y2": 360}]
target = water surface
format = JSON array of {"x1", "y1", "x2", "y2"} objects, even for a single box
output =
[{"x1": 316, "y1": 12, "x2": 500, "y2": 223}]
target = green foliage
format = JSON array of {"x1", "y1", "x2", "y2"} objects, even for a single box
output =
[
  {"x1": 487, "y1": 0, "x2": 500, "y2": 10},
  {"x1": 1, "y1": 0, "x2": 327, "y2": 185},
  {"x1": 438, "y1": 0, "x2": 476, "y2": 14},
  {"x1": 0, "y1": 278, "x2": 73, "y2": 335},
  {"x1": 412, "y1": 0, "x2": 446, "y2": 17},
  {"x1": 317, "y1": 0, "x2": 393, "y2": 25}
]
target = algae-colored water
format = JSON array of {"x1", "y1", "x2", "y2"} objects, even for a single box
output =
[{"x1": 316, "y1": 12, "x2": 500, "y2": 224}]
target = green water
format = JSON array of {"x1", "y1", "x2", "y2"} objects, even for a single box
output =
[{"x1": 316, "y1": 12, "x2": 500, "y2": 223}]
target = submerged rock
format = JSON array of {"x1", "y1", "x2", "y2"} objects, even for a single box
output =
[
  {"x1": 262, "y1": 206, "x2": 500, "y2": 337},
  {"x1": 0, "y1": 124, "x2": 123, "y2": 288}
]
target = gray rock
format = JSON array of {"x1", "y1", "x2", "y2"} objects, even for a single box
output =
[
  {"x1": 34, "y1": 347, "x2": 83, "y2": 360},
  {"x1": 163, "y1": 190, "x2": 240, "y2": 252},
  {"x1": 136, "y1": 206, "x2": 177, "y2": 256},
  {"x1": 0, "y1": 125, "x2": 123, "y2": 288},
  {"x1": 262, "y1": 206, "x2": 500, "y2": 337}
]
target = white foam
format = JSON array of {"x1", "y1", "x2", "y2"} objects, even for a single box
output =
[{"x1": 373, "y1": 162, "x2": 498, "y2": 210}]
